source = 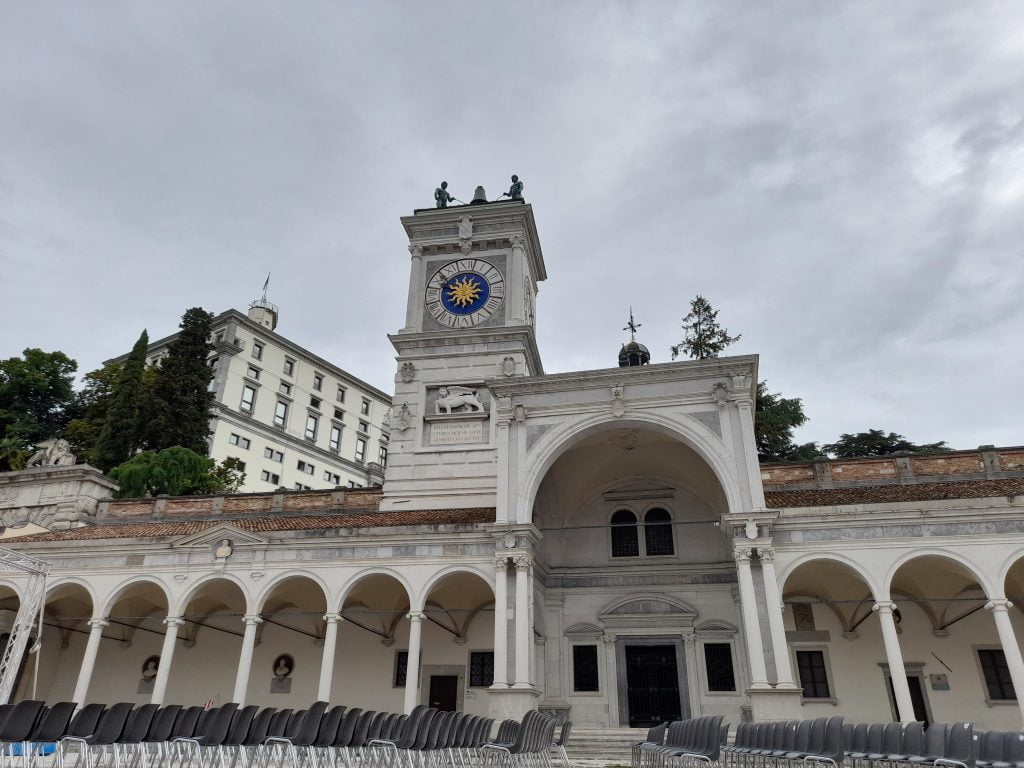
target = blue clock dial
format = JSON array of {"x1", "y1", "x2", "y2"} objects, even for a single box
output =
[{"x1": 425, "y1": 259, "x2": 506, "y2": 328}]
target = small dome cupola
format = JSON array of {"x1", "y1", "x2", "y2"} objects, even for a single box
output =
[{"x1": 618, "y1": 307, "x2": 650, "y2": 367}]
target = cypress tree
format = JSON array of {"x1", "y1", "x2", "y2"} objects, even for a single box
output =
[
  {"x1": 144, "y1": 308, "x2": 215, "y2": 454},
  {"x1": 93, "y1": 330, "x2": 149, "y2": 472}
]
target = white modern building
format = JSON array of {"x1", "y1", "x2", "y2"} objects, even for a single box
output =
[
  {"x1": 110, "y1": 302, "x2": 392, "y2": 492},
  {"x1": 0, "y1": 193, "x2": 1022, "y2": 733}
]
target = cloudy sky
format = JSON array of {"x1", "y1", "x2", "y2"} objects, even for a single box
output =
[{"x1": 2, "y1": 2, "x2": 1023, "y2": 450}]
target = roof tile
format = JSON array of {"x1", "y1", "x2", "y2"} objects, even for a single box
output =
[{"x1": 765, "y1": 478, "x2": 1024, "y2": 508}]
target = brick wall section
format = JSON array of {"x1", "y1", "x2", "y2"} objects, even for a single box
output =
[
  {"x1": 282, "y1": 493, "x2": 335, "y2": 512},
  {"x1": 910, "y1": 454, "x2": 985, "y2": 475},
  {"x1": 762, "y1": 447, "x2": 1024, "y2": 488},
  {"x1": 828, "y1": 459, "x2": 899, "y2": 482},
  {"x1": 1000, "y1": 451, "x2": 1024, "y2": 471},
  {"x1": 163, "y1": 498, "x2": 217, "y2": 516}
]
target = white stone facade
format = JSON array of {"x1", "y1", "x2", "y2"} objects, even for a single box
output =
[
  {"x1": 0, "y1": 198, "x2": 1022, "y2": 732},
  {"x1": 110, "y1": 305, "x2": 392, "y2": 492}
]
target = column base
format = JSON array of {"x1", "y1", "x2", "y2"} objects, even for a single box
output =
[
  {"x1": 748, "y1": 687, "x2": 803, "y2": 721},
  {"x1": 488, "y1": 685, "x2": 541, "y2": 719}
]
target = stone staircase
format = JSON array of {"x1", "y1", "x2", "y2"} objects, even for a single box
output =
[{"x1": 566, "y1": 727, "x2": 648, "y2": 767}]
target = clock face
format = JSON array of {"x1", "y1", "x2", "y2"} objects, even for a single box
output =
[{"x1": 425, "y1": 259, "x2": 505, "y2": 328}]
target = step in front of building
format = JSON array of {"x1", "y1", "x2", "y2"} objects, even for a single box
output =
[{"x1": 567, "y1": 728, "x2": 648, "y2": 766}]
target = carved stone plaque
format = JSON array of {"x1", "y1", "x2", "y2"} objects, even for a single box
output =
[{"x1": 430, "y1": 421, "x2": 484, "y2": 445}]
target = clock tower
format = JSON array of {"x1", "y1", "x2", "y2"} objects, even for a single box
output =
[{"x1": 381, "y1": 194, "x2": 547, "y2": 511}]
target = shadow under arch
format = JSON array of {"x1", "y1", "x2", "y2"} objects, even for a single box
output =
[
  {"x1": 883, "y1": 550, "x2": 993, "y2": 602},
  {"x1": 782, "y1": 556, "x2": 880, "y2": 635},
  {"x1": 173, "y1": 573, "x2": 253, "y2": 617},
  {"x1": 999, "y1": 547, "x2": 1024, "y2": 604},
  {"x1": 254, "y1": 571, "x2": 331, "y2": 614},
  {"x1": 515, "y1": 412, "x2": 747, "y2": 526},
  {"x1": 45, "y1": 577, "x2": 99, "y2": 615},
  {"x1": 420, "y1": 568, "x2": 495, "y2": 642},
  {"x1": 97, "y1": 575, "x2": 172, "y2": 618},
  {"x1": 338, "y1": 571, "x2": 414, "y2": 644},
  {"x1": 777, "y1": 551, "x2": 883, "y2": 600}
]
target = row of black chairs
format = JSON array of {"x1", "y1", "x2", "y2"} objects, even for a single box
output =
[
  {"x1": 634, "y1": 715, "x2": 727, "y2": 767},
  {"x1": 0, "y1": 698, "x2": 567, "y2": 768},
  {"x1": 723, "y1": 717, "x2": 846, "y2": 768}
]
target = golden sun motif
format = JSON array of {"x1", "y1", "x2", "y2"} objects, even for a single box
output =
[{"x1": 446, "y1": 275, "x2": 483, "y2": 308}]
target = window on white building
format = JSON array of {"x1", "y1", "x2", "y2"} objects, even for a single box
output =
[
  {"x1": 294, "y1": 483, "x2": 312, "y2": 491},
  {"x1": 703, "y1": 643, "x2": 736, "y2": 692},
  {"x1": 260, "y1": 470, "x2": 279, "y2": 484},
  {"x1": 279, "y1": 382, "x2": 292, "y2": 396},
  {"x1": 334, "y1": 408, "x2": 344, "y2": 420},
  {"x1": 310, "y1": 396, "x2": 321, "y2": 410},
  {"x1": 361, "y1": 399, "x2": 371, "y2": 416},
  {"x1": 305, "y1": 414, "x2": 319, "y2": 441},
  {"x1": 329, "y1": 426, "x2": 342, "y2": 452},
  {"x1": 355, "y1": 437, "x2": 366, "y2": 463},
  {"x1": 297, "y1": 460, "x2": 314, "y2": 475},
  {"x1": 313, "y1": 372, "x2": 323, "y2": 391},
  {"x1": 246, "y1": 365, "x2": 260, "y2": 381},
  {"x1": 228, "y1": 433, "x2": 251, "y2": 450},
  {"x1": 252, "y1": 341, "x2": 264, "y2": 360},
  {"x1": 978, "y1": 649, "x2": 1016, "y2": 701},
  {"x1": 610, "y1": 510, "x2": 639, "y2": 557},
  {"x1": 283, "y1": 357, "x2": 295, "y2": 376},
  {"x1": 241, "y1": 385, "x2": 256, "y2": 413},
  {"x1": 274, "y1": 400, "x2": 288, "y2": 427},
  {"x1": 644, "y1": 508, "x2": 675, "y2": 556},
  {"x1": 573, "y1": 645, "x2": 599, "y2": 692},
  {"x1": 337, "y1": 385, "x2": 346, "y2": 403},
  {"x1": 358, "y1": 421, "x2": 369, "y2": 434},
  {"x1": 263, "y1": 447, "x2": 283, "y2": 462},
  {"x1": 796, "y1": 650, "x2": 831, "y2": 699},
  {"x1": 378, "y1": 445, "x2": 388, "y2": 466},
  {"x1": 324, "y1": 471, "x2": 341, "y2": 485}
]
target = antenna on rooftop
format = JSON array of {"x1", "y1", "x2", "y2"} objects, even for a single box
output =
[{"x1": 623, "y1": 306, "x2": 641, "y2": 342}]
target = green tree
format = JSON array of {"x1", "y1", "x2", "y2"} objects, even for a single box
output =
[
  {"x1": 64, "y1": 363, "x2": 123, "y2": 465},
  {"x1": 0, "y1": 348, "x2": 77, "y2": 445},
  {"x1": 0, "y1": 436, "x2": 29, "y2": 472},
  {"x1": 670, "y1": 295, "x2": 741, "y2": 360},
  {"x1": 822, "y1": 429, "x2": 948, "y2": 458},
  {"x1": 144, "y1": 308, "x2": 215, "y2": 454},
  {"x1": 93, "y1": 330, "x2": 150, "y2": 471},
  {"x1": 755, "y1": 381, "x2": 820, "y2": 462},
  {"x1": 109, "y1": 446, "x2": 244, "y2": 497}
]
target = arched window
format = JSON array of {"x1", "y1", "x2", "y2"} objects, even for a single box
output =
[
  {"x1": 644, "y1": 508, "x2": 674, "y2": 556},
  {"x1": 610, "y1": 510, "x2": 639, "y2": 557}
]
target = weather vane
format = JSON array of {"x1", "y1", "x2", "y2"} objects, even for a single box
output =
[{"x1": 623, "y1": 306, "x2": 641, "y2": 342}]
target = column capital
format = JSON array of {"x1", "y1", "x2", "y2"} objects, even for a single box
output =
[
  {"x1": 873, "y1": 601, "x2": 898, "y2": 614},
  {"x1": 759, "y1": 548, "x2": 776, "y2": 563},
  {"x1": 682, "y1": 630, "x2": 697, "y2": 646},
  {"x1": 408, "y1": 244, "x2": 423, "y2": 257},
  {"x1": 733, "y1": 547, "x2": 753, "y2": 564},
  {"x1": 242, "y1": 614, "x2": 264, "y2": 626},
  {"x1": 323, "y1": 612, "x2": 343, "y2": 624},
  {"x1": 87, "y1": 618, "x2": 109, "y2": 630},
  {"x1": 163, "y1": 616, "x2": 186, "y2": 628},
  {"x1": 407, "y1": 611, "x2": 425, "y2": 622},
  {"x1": 986, "y1": 598, "x2": 1014, "y2": 612},
  {"x1": 494, "y1": 554, "x2": 510, "y2": 570},
  {"x1": 512, "y1": 553, "x2": 533, "y2": 570}
]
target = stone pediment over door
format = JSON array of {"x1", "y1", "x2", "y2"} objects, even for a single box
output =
[{"x1": 598, "y1": 594, "x2": 698, "y2": 630}]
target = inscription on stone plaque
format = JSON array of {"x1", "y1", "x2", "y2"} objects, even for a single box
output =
[{"x1": 430, "y1": 420, "x2": 485, "y2": 445}]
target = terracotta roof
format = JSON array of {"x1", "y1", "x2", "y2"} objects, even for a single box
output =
[
  {"x1": 4, "y1": 508, "x2": 495, "y2": 543},
  {"x1": 765, "y1": 478, "x2": 1024, "y2": 508}
]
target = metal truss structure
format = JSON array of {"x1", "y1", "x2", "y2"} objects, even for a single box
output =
[{"x1": 0, "y1": 547, "x2": 49, "y2": 704}]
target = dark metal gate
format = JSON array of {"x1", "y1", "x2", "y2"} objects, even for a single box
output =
[{"x1": 625, "y1": 645, "x2": 682, "y2": 727}]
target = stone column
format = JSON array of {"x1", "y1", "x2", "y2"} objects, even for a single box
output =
[
  {"x1": 735, "y1": 547, "x2": 770, "y2": 689},
  {"x1": 492, "y1": 556, "x2": 509, "y2": 687},
  {"x1": 527, "y1": 562, "x2": 537, "y2": 683},
  {"x1": 759, "y1": 550, "x2": 798, "y2": 689},
  {"x1": 986, "y1": 599, "x2": 1024, "y2": 725},
  {"x1": 873, "y1": 602, "x2": 915, "y2": 722},
  {"x1": 403, "y1": 612, "x2": 424, "y2": 714},
  {"x1": 513, "y1": 554, "x2": 532, "y2": 687},
  {"x1": 318, "y1": 613, "x2": 342, "y2": 702},
  {"x1": 402, "y1": 245, "x2": 424, "y2": 332},
  {"x1": 232, "y1": 615, "x2": 263, "y2": 705},
  {"x1": 683, "y1": 631, "x2": 702, "y2": 716},
  {"x1": 603, "y1": 634, "x2": 619, "y2": 724},
  {"x1": 72, "y1": 618, "x2": 108, "y2": 705},
  {"x1": 509, "y1": 234, "x2": 526, "y2": 324},
  {"x1": 151, "y1": 617, "x2": 184, "y2": 705}
]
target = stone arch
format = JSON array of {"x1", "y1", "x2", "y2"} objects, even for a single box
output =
[
  {"x1": 97, "y1": 575, "x2": 173, "y2": 618},
  {"x1": 420, "y1": 567, "x2": 495, "y2": 642},
  {"x1": 600, "y1": 594, "x2": 698, "y2": 619},
  {"x1": 516, "y1": 412, "x2": 746, "y2": 525},
  {"x1": 998, "y1": 547, "x2": 1024, "y2": 600},
  {"x1": 173, "y1": 573, "x2": 253, "y2": 617},
  {"x1": 45, "y1": 577, "x2": 98, "y2": 614},
  {"x1": 336, "y1": 567, "x2": 416, "y2": 612},
  {"x1": 777, "y1": 552, "x2": 883, "y2": 599},
  {"x1": 883, "y1": 549, "x2": 993, "y2": 601},
  {"x1": 0, "y1": 579, "x2": 24, "y2": 604},
  {"x1": 254, "y1": 571, "x2": 331, "y2": 614},
  {"x1": 337, "y1": 569, "x2": 414, "y2": 644}
]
